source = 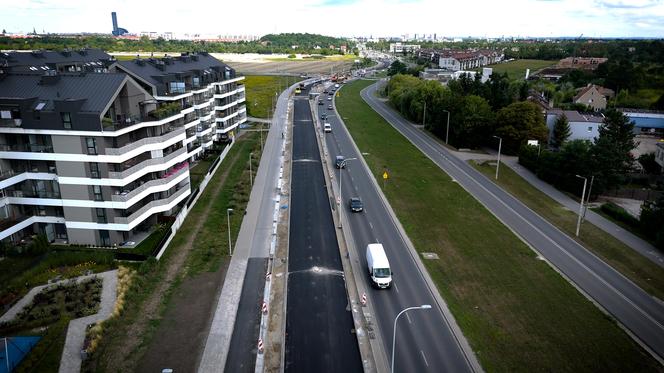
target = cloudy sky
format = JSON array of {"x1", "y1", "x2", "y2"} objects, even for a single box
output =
[{"x1": 1, "y1": 0, "x2": 663, "y2": 38}]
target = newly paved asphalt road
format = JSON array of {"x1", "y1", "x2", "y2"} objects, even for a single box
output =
[
  {"x1": 319, "y1": 88, "x2": 476, "y2": 372},
  {"x1": 361, "y1": 81, "x2": 664, "y2": 361},
  {"x1": 284, "y1": 90, "x2": 362, "y2": 372}
]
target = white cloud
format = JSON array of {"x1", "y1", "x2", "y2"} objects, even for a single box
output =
[{"x1": 0, "y1": 0, "x2": 662, "y2": 37}]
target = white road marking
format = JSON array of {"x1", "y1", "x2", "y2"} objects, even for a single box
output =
[
  {"x1": 369, "y1": 222, "x2": 374, "y2": 229},
  {"x1": 405, "y1": 312, "x2": 412, "y2": 324},
  {"x1": 420, "y1": 350, "x2": 429, "y2": 366},
  {"x1": 393, "y1": 282, "x2": 399, "y2": 293}
]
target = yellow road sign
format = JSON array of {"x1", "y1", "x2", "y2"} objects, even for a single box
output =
[{"x1": 383, "y1": 171, "x2": 389, "y2": 180}]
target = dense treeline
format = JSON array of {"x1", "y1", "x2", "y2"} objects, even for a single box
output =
[
  {"x1": 386, "y1": 70, "x2": 545, "y2": 152},
  {"x1": 368, "y1": 39, "x2": 664, "y2": 63},
  {"x1": 0, "y1": 33, "x2": 354, "y2": 55}
]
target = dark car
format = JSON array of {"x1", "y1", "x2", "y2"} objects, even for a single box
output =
[
  {"x1": 328, "y1": 105, "x2": 333, "y2": 110},
  {"x1": 335, "y1": 155, "x2": 345, "y2": 169},
  {"x1": 318, "y1": 100, "x2": 324, "y2": 105},
  {"x1": 321, "y1": 113, "x2": 328, "y2": 120},
  {"x1": 349, "y1": 197, "x2": 363, "y2": 212},
  {"x1": 323, "y1": 90, "x2": 329, "y2": 94}
]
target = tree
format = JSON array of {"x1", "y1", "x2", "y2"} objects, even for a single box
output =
[
  {"x1": 591, "y1": 109, "x2": 638, "y2": 193},
  {"x1": 387, "y1": 60, "x2": 408, "y2": 76},
  {"x1": 494, "y1": 101, "x2": 549, "y2": 154},
  {"x1": 551, "y1": 114, "x2": 571, "y2": 149},
  {"x1": 640, "y1": 196, "x2": 664, "y2": 249},
  {"x1": 454, "y1": 95, "x2": 493, "y2": 148},
  {"x1": 652, "y1": 94, "x2": 664, "y2": 110},
  {"x1": 638, "y1": 153, "x2": 661, "y2": 175}
]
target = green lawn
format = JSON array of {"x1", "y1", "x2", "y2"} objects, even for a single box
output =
[
  {"x1": 472, "y1": 161, "x2": 664, "y2": 300},
  {"x1": 476, "y1": 59, "x2": 555, "y2": 80},
  {"x1": 336, "y1": 79, "x2": 660, "y2": 372},
  {"x1": 243, "y1": 75, "x2": 303, "y2": 118}
]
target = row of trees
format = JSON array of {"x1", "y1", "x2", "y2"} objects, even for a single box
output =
[
  {"x1": 386, "y1": 71, "x2": 547, "y2": 152},
  {"x1": 0, "y1": 33, "x2": 355, "y2": 55}
]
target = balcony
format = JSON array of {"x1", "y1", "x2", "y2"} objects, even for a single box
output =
[
  {"x1": 0, "y1": 143, "x2": 54, "y2": 154},
  {"x1": 105, "y1": 127, "x2": 185, "y2": 156},
  {"x1": 111, "y1": 164, "x2": 189, "y2": 202},
  {"x1": 0, "y1": 118, "x2": 23, "y2": 128},
  {"x1": 6, "y1": 190, "x2": 61, "y2": 199},
  {"x1": 108, "y1": 147, "x2": 187, "y2": 179},
  {"x1": 114, "y1": 186, "x2": 190, "y2": 225}
]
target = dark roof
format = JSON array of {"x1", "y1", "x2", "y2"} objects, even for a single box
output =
[
  {"x1": 0, "y1": 49, "x2": 113, "y2": 68},
  {"x1": 0, "y1": 73, "x2": 126, "y2": 113},
  {"x1": 116, "y1": 53, "x2": 233, "y2": 89},
  {"x1": 547, "y1": 109, "x2": 605, "y2": 123}
]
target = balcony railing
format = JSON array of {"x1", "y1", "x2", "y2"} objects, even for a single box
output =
[
  {"x1": 108, "y1": 147, "x2": 186, "y2": 179},
  {"x1": 105, "y1": 127, "x2": 185, "y2": 156},
  {"x1": 0, "y1": 118, "x2": 23, "y2": 128},
  {"x1": 114, "y1": 186, "x2": 189, "y2": 225},
  {"x1": 6, "y1": 190, "x2": 61, "y2": 199},
  {"x1": 111, "y1": 165, "x2": 188, "y2": 202},
  {"x1": 0, "y1": 144, "x2": 53, "y2": 153}
]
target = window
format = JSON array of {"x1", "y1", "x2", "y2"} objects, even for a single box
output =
[
  {"x1": 192, "y1": 77, "x2": 200, "y2": 87},
  {"x1": 86, "y1": 138, "x2": 97, "y2": 155},
  {"x1": 61, "y1": 112, "x2": 72, "y2": 129},
  {"x1": 96, "y1": 208, "x2": 107, "y2": 224},
  {"x1": 587, "y1": 126, "x2": 593, "y2": 133},
  {"x1": 89, "y1": 162, "x2": 100, "y2": 178},
  {"x1": 99, "y1": 230, "x2": 110, "y2": 246},
  {"x1": 92, "y1": 185, "x2": 103, "y2": 201},
  {"x1": 169, "y1": 81, "x2": 185, "y2": 94}
]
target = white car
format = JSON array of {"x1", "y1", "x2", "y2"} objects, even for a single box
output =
[{"x1": 324, "y1": 123, "x2": 332, "y2": 133}]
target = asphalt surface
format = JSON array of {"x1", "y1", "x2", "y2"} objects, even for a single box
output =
[
  {"x1": 284, "y1": 90, "x2": 362, "y2": 372},
  {"x1": 225, "y1": 258, "x2": 268, "y2": 372},
  {"x1": 361, "y1": 80, "x2": 664, "y2": 362},
  {"x1": 319, "y1": 87, "x2": 475, "y2": 372}
]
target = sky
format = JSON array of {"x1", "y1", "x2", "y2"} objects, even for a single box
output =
[{"x1": 1, "y1": 0, "x2": 663, "y2": 38}]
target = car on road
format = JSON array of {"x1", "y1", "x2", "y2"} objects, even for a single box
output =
[
  {"x1": 335, "y1": 155, "x2": 345, "y2": 168},
  {"x1": 321, "y1": 113, "x2": 327, "y2": 120},
  {"x1": 323, "y1": 90, "x2": 329, "y2": 94},
  {"x1": 349, "y1": 197, "x2": 363, "y2": 212},
  {"x1": 366, "y1": 243, "x2": 392, "y2": 289},
  {"x1": 334, "y1": 83, "x2": 340, "y2": 88},
  {"x1": 318, "y1": 100, "x2": 324, "y2": 105},
  {"x1": 324, "y1": 123, "x2": 332, "y2": 133},
  {"x1": 328, "y1": 105, "x2": 333, "y2": 110},
  {"x1": 327, "y1": 96, "x2": 332, "y2": 101}
]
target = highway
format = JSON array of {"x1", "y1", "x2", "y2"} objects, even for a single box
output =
[
  {"x1": 284, "y1": 89, "x2": 362, "y2": 372},
  {"x1": 359, "y1": 80, "x2": 664, "y2": 362},
  {"x1": 318, "y1": 85, "x2": 477, "y2": 372}
]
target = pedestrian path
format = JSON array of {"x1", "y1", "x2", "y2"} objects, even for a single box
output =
[{"x1": 453, "y1": 145, "x2": 664, "y2": 268}]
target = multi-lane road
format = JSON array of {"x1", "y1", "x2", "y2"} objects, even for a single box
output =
[
  {"x1": 318, "y1": 85, "x2": 478, "y2": 372},
  {"x1": 360, "y1": 80, "x2": 664, "y2": 362},
  {"x1": 284, "y1": 90, "x2": 362, "y2": 371}
]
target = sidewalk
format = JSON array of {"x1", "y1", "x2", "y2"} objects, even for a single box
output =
[
  {"x1": 197, "y1": 80, "x2": 301, "y2": 373},
  {"x1": 458, "y1": 146, "x2": 664, "y2": 268}
]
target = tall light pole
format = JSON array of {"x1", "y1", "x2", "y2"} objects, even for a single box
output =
[
  {"x1": 249, "y1": 152, "x2": 253, "y2": 187},
  {"x1": 582, "y1": 175, "x2": 595, "y2": 222},
  {"x1": 443, "y1": 110, "x2": 450, "y2": 145},
  {"x1": 575, "y1": 175, "x2": 587, "y2": 237},
  {"x1": 338, "y1": 157, "x2": 357, "y2": 228},
  {"x1": 226, "y1": 208, "x2": 234, "y2": 255},
  {"x1": 391, "y1": 305, "x2": 432, "y2": 373},
  {"x1": 493, "y1": 135, "x2": 502, "y2": 180}
]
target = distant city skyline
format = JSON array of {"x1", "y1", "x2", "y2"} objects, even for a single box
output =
[{"x1": 1, "y1": 0, "x2": 663, "y2": 38}]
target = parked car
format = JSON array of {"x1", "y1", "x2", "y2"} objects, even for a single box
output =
[
  {"x1": 335, "y1": 155, "x2": 345, "y2": 169},
  {"x1": 349, "y1": 197, "x2": 363, "y2": 212}
]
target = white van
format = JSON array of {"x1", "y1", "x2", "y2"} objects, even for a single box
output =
[
  {"x1": 324, "y1": 122, "x2": 332, "y2": 133},
  {"x1": 366, "y1": 243, "x2": 392, "y2": 289}
]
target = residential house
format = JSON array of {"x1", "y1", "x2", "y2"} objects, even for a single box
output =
[
  {"x1": 545, "y1": 110, "x2": 605, "y2": 144},
  {"x1": 573, "y1": 84, "x2": 615, "y2": 111}
]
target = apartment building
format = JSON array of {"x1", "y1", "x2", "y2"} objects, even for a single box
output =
[{"x1": 0, "y1": 49, "x2": 246, "y2": 247}]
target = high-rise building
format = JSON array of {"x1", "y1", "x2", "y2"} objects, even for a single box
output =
[
  {"x1": 0, "y1": 50, "x2": 246, "y2": 246},
  {"x1": 111, "y1": 12, "x2": 128, "y2": 36}
]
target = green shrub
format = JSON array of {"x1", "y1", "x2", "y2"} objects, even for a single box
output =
[{"x1": 601, "y1": 202, "x2": 640, "y2": 227}]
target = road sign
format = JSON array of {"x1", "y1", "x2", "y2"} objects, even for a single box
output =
[{"x1": 383, "y1": 171, "x2": 389, "y2": 180}]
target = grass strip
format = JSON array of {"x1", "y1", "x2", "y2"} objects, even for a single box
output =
[
  {"x1": 243, "y1": 75, "x2": 302, "y2": 118},
  {"x1": 82, "y1": 132, "x2": 261, "y2": 372},
  {"x1": 472, "y1": 161, "x2": 664, "y2": 300},
  {"x1": 336, "y1": 79, "x2": 660, "y2": 372}
]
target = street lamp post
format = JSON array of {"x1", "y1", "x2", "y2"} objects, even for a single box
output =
[
  {"x1": 443, "y1": 110, "x2": 450, "y2": 145},
  {"x1": 582, "y1": 175, "x2": 595, "y2": 222},
  {"x1": 391, "y1": 305, "x2": 432, "y2": 373},
  {"x1": 226, "y1": 208, "x2": 234, "y2": 255},
  {"x1": 249, "y1": 152, "x2": 253, "y2": 187},
  {"x1": 493, "y1": 136, "x2": 502, "y2": 180},
  {"x1": 338, "y1": 157, "x2": 357, "y2": 228},
  {"x1": 575, "y1": 175, "x2": 588, "y2": 237}
]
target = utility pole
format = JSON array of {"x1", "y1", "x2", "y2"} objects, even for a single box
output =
[
  {"x1": 575, "y1": 175, "x2": 588, "y2": 237},
  {"x1": 493, "y1": 136, "x2": 502, "y2": 180}
]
